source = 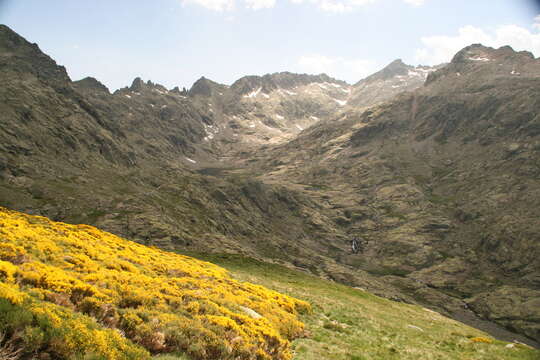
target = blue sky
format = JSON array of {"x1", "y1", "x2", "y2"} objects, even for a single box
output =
[{"x1": 1, "y1": 0, "x2": 539, "y2": 90}]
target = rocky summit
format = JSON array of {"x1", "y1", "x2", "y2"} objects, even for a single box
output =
[{"x1": 0, "y1": 23, "x2": 539, "y2": 349}]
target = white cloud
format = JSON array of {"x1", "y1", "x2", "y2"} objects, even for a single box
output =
[
  {"x1": 416, "y1": 19, "x2": 540, "y2": 65},
  {"x1": 183, "y1": 0, "x2": 234, "y2": 11},
  {"x1": 244, "y1": 0, "x2": 276, "y2": 9},
  {"x1": 182, "y1": 0, "x2": 276, "y2": 11},
  {"x1": 290, "y1": 0, "x2": 377, "y2": 13},
  {"x1": 290, "y1": 0, "x2": 426, "y2": 12},
  {"x1": 182, "y1": 0, "x2": 427, "y2": 12},
  {"x1": 403, "y1": 0, "x2": 425, "y2": 5},
  {"x1": 296, "y1": 54, "x2": 377, "y2": 82}
]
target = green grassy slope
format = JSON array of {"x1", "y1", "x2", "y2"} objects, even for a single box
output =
[{"x1": 186, "y1": 254, "x2": 539, "y2": 360}]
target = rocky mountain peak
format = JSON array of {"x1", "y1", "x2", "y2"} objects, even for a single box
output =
[
  {"x1": 188, "y1": 76, "x2": 226, "y2": 97},
  {"x1": 128, "y1": 77, "x2": 168, "y2": 93},
  {"x1": 231, "y1": 72, "x2": 347, "y2": 96},
  {"x1": 0, "y1": 24, "x2": 71, "y2": 89},
  {"x1": 348, "y1": 59, "x2": 439, "y2": 108},
  {"x1": 450, "y1": 43, "x2": 534, "y2": 65},
  {"x1": 73, "y1": 77, "x2": 110, "y2": 94},
  {"x1": 265, "y1": 71, "x2": 347, "y2": 88},
  {"x1": 129, "y1": 77, "x2": 145, "y2": 91},
  {"x1": 171, "y1": 86, "x2": 188, "y2": 96},
  {"x1": 384, "y1": 58, "x2": 407, "y2": 70},
  {"x1": 0, "y1": 23, "x2": 28, "y2": 49},
  {"x1": 355, "y1": 59, "x2": 413, "y2": 85},
  {"x1": 425, "y1": 44, "x2": 540, "y2": 87}
]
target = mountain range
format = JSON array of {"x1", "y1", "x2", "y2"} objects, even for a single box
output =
[{"x1": 0, "y1": 23, "x2": 538, "y2": 349}]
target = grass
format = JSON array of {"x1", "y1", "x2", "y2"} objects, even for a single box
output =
[
  {"x1": 154, "y1": 354, "x2": 191, "y2": 360},
  {"x1": 185, "y1": 253, "x2": 539, "y2": 360}
]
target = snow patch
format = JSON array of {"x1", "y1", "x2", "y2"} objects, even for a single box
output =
[
  {"x1": 161, "y1": 105, "x2": 167, "y2": 109},
  {"x1": 185, "y1": 157, "x2": 197, "y2": 164},
  {"x1": 408, "y1": 68, "x2": 435, "y2": 78},
  {"x1": 124, "y1": 94, "x2": 131, "y2": 99},
  {"x1": 511, "y1": 70, "x2": 520, "y2": 75},
  {"x1": 407, "y1": 70, "x2": 422, "y2": 77},
  {"x1": 391, "y1": 85, "x2": 402, "y2": 89},
  {"x1": 468, "y1": 57, "x2": 490, "y2": 62},
  {"x1": 261, "y1": 93, "x2": 270, "y2": 99},
  {"x1": 296, "y1": 124, "x2": 304, "y2": 131},
  {"x1": 334, "y1": 99, "x2": 347, "y2": 106},
  {"x1": 244, "y1": 87, "x2": 262, "y2": 98},
  {"x1": 249, "y1": 123, "x2": 256, "y2": 128},
  {"x1": 283, "y1": 90, "x2": 297, "y2": 96},
  {"x1": 417, "y1": 67, "x2": 435, "y2": 74},
  {"x1": 310, "y1": 116, "x2": 319, "y2": 120},
  {"x1": 317, "y1": 83, "x2": 329, "y2": 90},
  {"x1": 203, "y1": 124, "x2": 219, "y2": 141},
  {"x1": 276, "y1": 114, "x2": 284, "y2": 120}
]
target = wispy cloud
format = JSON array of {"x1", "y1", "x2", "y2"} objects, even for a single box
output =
[
  {"x1": 183, "y1": 0, "x2": 235, "y2": 11},
  {"x1": 416, "y1": 17, "x2": 540, "y2": 64},
  {"x1": 244, "y1": 0, "x2": 276, "y2": 9},
  {"x1": 182, "y1": 0, "x2": 424, "y2": 12},
  {"x1": 296, "y1": 54, "x2": 377, "y2": 82},
  {"x1": 403, "y1": 0, "x2": 426, "y2": 6},
  {"x1": 182, "y1": 0, "x2": 276, "y2": 11},
  {"x1": 291, "y1": 0, "x2": 426, "y2": 12},
  {"x1": 290, "y1": 0, "x2": 376, "y2": 13}
]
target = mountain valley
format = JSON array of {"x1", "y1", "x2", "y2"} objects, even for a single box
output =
[{"x1": 0, "y1": 22, "x2": 539, "y2": 356}]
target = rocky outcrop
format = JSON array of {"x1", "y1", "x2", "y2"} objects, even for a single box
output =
[
  {"x1": 468, "y1": 286, "x2": 540, "y2": 341},
  {"x1": 348, "y1": 59, "x2": 441, "y2": 108},
  {"x1": 189, "y1": 76, "x2": 227, "y2": 97},
  {"x1": 73, "y1": 77, "x2": 110, "y2": 94},
  {"x1": 230, "y1": 71, "x2": 347, "y2": 96}
]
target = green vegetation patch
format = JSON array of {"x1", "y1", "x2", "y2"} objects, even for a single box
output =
[{"x1": 189, "y1": 253, "x2": 539, "y2": 360}]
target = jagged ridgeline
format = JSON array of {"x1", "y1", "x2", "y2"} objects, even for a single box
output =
[{"x1": 0, "y1": 207, "x2": 310, "y2": 359}]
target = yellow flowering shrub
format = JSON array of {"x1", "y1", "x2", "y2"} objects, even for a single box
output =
[
  {"x1": 470, "y1": 336, "x2": 493, "y2": 344},
  {"x1": 0, "y1": 242, "x2": 26, "y2": 263},
  {"x1": 0, "y1": 207, "x2": 310, "y2": 359},
  {"x1": 0, "y1": 260, "x2": 17, "y2": 282},
  {"x1": 0, "y1": 282, "x2": 27, "y2": 305}
]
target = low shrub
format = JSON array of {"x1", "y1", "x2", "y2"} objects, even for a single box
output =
[{"x1": 0, "y1": 207, "x2": 310, "y2": 359}]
